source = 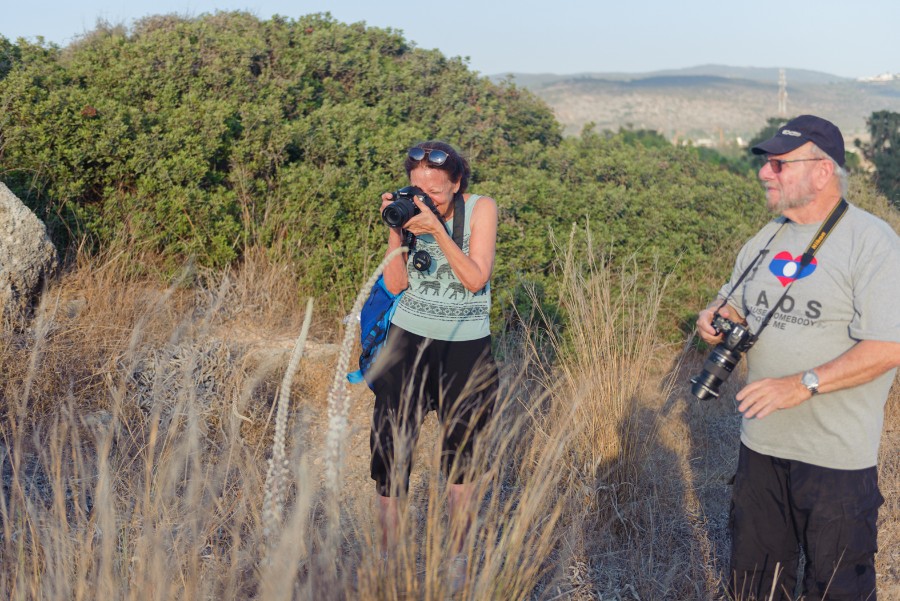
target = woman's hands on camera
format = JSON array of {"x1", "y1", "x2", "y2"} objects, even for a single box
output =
[
  {"x1": 403, "y1": 195, "x2": 445, "y2": 237},
  {"x1": 381, "y1": 192, "x2": 402, "y2": 232},
  {"x1": 380, "y1": 192, "x2": 443, "y2": 236},
  {"x1": 381, "y1": 191, "x2": 409, "y2": 294}
]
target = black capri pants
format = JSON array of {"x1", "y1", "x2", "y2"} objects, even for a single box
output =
[{"x1": 370, "y1": 326, "x2": 498, "y2": 497}]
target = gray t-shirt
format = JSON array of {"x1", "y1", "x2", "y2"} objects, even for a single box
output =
[{"x1": 718, "y1": 203, "x2": 900, "y2": 469}]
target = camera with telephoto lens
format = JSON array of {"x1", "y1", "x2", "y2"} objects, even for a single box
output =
[
  {"x1": 690, "y1": 314, "x2": 758, "y2": 400},
  {"x1": 382, "y1": 186, "x2": 432, "y2": 228}
]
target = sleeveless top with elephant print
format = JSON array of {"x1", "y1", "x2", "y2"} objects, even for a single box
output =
[{"x1": 391, "y1": 194, "x2": 491, "y2": 341}]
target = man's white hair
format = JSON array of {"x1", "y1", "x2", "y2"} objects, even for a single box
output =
[{"x1": 809, "y1": 143, "x2": 849, "y2": 196}]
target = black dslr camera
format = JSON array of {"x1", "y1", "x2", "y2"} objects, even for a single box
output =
[
  {"x1": 382, "y1": 186, "x2": 433, "y2": 228},
  {"x1": 381, "y1": 186, "x2": 443, "y2": 272},
  {"x1": 690, "y1": 314, "x2": 757, "y2": 400}
]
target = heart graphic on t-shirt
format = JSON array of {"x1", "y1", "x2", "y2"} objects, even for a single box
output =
[{"x1": 768, "y1": 251, "x2": 817, "y2": 286}]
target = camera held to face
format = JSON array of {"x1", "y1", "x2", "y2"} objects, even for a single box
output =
[
  {"x1": 690, "y1": 314, "x2": 758, "y2": 400},
  {"x1": 382, "y1": 186, "x2": 445, "y2": 272},
  {"x1": 382, "y1": 186, "x2": 432, "y2": 228}
]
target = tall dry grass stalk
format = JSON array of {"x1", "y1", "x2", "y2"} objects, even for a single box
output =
[
  {"x1": 323, "y1": 245, "x2": 407, "y2": 498},
  {"x1": 261, "y1": 297, "x2": 314, "y2": 542},
  {"x1": 547, "y1": 226, "x2": 672, "y2": 482},
  {"x1": 529, "y1": 224, "x2": 745, "y2": 600}
]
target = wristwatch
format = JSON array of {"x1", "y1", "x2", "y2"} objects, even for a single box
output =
[{"x1": 801, "y1": 369, "x2": 819, "y2": 395}]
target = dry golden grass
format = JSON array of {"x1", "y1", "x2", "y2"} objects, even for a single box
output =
[{"x1": 0, "y1": 229, "x2": 897, "y2": 601}]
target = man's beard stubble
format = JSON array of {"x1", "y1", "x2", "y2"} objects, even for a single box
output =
[{"x1": 766, "y1": 179, "x2": 816, "y2": 214}]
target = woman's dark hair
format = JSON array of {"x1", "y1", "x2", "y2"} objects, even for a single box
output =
[{"x1": 404, "y1": 141, "x2": 470, "y2": 194}]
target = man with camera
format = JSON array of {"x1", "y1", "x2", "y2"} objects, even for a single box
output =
[{"x1": 696, "y1": 115, "x2": 900, "y2": 600}]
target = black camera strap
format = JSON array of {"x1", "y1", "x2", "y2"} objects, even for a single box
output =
[
  {"x1": 754, "y1": 198, "x2": 848, "y2": 335},
  {"x1": 714, "y1": 224, "x2": 786, "y2": 314},
  {"x1": 717, "y1": 198, "x2": 848, "y2": 336},
  {"x1": 451, "y1": 192, "x2": 465, "y2": 249}
]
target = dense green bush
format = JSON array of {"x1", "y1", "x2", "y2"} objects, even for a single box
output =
[
  {"x1": 477, "y1": 127, "x2": 768, "y2": 331},
  {"x1": 0, "y1": 12, "x2": 771, "y2": 330},
  {"x1": 857, "y1": 110, "x2": 900, "y2": 207}
]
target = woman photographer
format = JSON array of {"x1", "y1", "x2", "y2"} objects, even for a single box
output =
[{"x1": 371, "y1": 140, "x2": 499, "y2": 586}]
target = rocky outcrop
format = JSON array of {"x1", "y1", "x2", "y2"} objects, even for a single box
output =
[{"x1": 0, "y1": 182, "x2": 58, "y2": 318}]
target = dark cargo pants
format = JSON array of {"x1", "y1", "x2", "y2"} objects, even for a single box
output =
[{"x1": 729, "y1": 443, "x2": 883, "y2": 601}]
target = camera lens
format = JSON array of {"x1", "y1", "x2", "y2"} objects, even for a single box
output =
[
  {"x1": 382, "y1": 204, "x2": 407, "y2": 228},
  {"x1": 382, "y1": 192, "x2": 420, "y2": 228},
  {"x1": 690, "y1": 345, "x2": 742, "y2": 400}
]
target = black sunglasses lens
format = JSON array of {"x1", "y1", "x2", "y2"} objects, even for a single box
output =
[
  {"x1": 768, "y1": 159, "x2": 782, "y2": 173},
  {"x1": 427, "y1": 149, "x2": 448, "y2": 165},
  {"x1": 408, "y1": 147, "x2": 449, "y2": 166}
]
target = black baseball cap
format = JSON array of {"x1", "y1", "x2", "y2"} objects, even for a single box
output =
[{"x1": 751, "y1": 115, "x2": 845, "y2": 167}]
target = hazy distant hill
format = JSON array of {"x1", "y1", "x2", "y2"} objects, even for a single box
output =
[
  {"x1": 498, "y1": 64, "x2": 852, "y2": 87},
  {"x1": 496, "y1": 65, "x2": 900, "y2": 143}
]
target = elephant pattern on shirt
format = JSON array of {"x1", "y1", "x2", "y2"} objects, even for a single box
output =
[
  {"x1": 445, "y1": 282, "x2": 467, "y2": 300},
  {"x1": 436, "y1": 263, "x2": 454, "y2": 280},
  {"x1": 407, "y1": 263, "x2": 428, "y2": 279},
  {"x1": 393, "y1": 216, "x2": 490, "y2": 337},
  {"x1": 417, "y1": 280, "x2": 441, "y2": 296}
]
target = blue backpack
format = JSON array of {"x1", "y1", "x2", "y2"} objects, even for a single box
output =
[{"x1": 347, "y1": 275, "x2": 404, "y2": 389}]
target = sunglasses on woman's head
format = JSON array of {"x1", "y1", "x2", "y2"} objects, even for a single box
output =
[{"x1": 408, "y1": 147, "x2": 449, "y2": 166}]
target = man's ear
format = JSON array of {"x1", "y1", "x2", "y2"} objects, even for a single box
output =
[{"x1": 814, "y1": 158, "x2": 835, "y2": 191}]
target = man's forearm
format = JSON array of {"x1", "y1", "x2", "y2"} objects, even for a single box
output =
[
  {"x1": 736, "y1": 339, "x2": 900, "y2": 419},
  {"x1": 814, "y1": 339, "x2": 900, "y2": 395}
]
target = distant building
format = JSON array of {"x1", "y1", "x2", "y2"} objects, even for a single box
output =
[
  {"x1": 681, "y1": 138, "x2": 716, "y2": 148},
  {"x1": 858, "y1": 72, "x2": 898, "y2": 83}
]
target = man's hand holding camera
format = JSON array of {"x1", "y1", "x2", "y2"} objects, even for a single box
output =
[
  {"x1": 696, "y1": 304, "x2": 740, "y2": 345},
  {"x1": 695, "y1": 302, "x2": 812, "y2": 418}
]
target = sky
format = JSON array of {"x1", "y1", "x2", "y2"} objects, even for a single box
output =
[{"x1": 2, "y1": 0, "x2": 898, "y2": 79}]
